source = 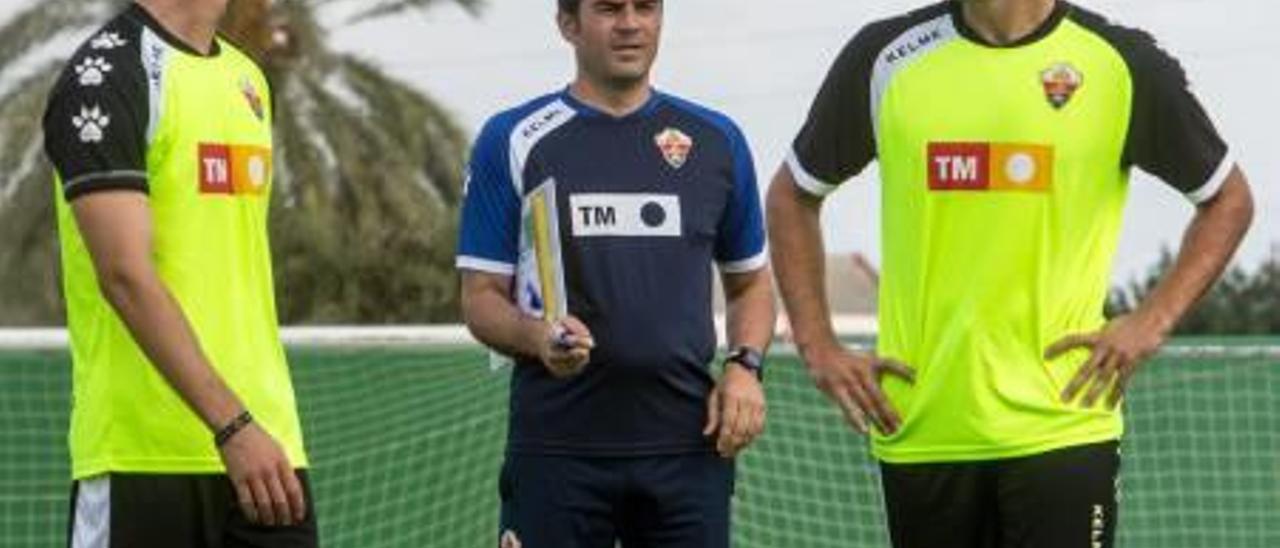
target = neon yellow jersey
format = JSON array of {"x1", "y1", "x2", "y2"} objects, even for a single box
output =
[
  {"x1": 787, "y1": 1, "x2": 1233, "y2": 462},
  {"x1": 43, "y1": 4, "x2": 307, "y2": 478}
]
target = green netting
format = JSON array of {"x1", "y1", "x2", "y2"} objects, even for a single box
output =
[{"x1": 1, "y1": 340, "x2": 1277, "y2": 547}]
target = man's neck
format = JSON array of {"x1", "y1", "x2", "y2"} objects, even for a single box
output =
[
  {"x1": 135, "y1": 0, "x2": 225, "y2": 55},
  {"x1": 960, "y1": 0, "x2": 1058, "y2": 46},
  {"x1": 568, "y1": 76, "x2": 652, "y2": 118}
]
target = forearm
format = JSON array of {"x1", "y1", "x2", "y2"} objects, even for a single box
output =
[
  {"x1": 723, "y1": 268, "x2": 776, "y2": 353},
  {"x1": 99, "y1": 271, "x2": 243, "y2": 431},
  {"x1": 460, "y1": 275, "x2": 546, "y2": 359},
  {"x1": 766, "y1": 168, "x2": 840, "y2": 357},
  {"x1": 1135, "y1": 172, "x2": 1254, "y2": 332}
]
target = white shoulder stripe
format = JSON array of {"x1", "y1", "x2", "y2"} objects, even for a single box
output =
[
  {"x1": 1186, "y1": 151, "x2": 1235, "y2": 204},
  {"x1": 139, "y1": 28, "x2": 168, "y2": 145},
  {"x1": 507, "y1": 100, "x2": 576, "y2": 198},
  {"x1": 870, "y1": 14, "x2": 958, "y2": 139}
]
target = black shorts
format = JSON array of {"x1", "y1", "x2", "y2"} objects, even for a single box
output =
[
  {"x1": 498, "y1": 453, "x2": 735, "y2": 548},
  {"x1": 67, "y1": 471, "x2": 318, "y2": 548},
  {"x1": 880, "y1": 441, "x2": 1120, "y2": 548}
]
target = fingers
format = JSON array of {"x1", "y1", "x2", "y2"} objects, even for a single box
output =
[
  {"x1": 1082, "y1": 352, "x2": 1121, "y2": 408},
  {"x1": 265, "y1": 473, "x2": 293, "y2": 527},
  {"x1": 858, "y1": 368, "x2": 901, "y2": 434},
  {"x1": 1061, "y1": 345, "x2": 1109, "y2": 403},
  {"x1": 703, "y1": 388, "x2": 721, "y2": 437},
  {"x1": 835, "y1": 389, "x2": 869, "y2": 434},
  {"x1": 249, "y1": 477, "x2": 275, "y2": 526},
  {"x1": 543, "y1": 317, "x2": 594, "y2": 378},
  {"x1": 547, "y1": 348, "x2": 590, "y2": 378},
  {"x1": 1106, "y1": 365, "x2": 1133, "y2": 410},
  {"x1": 280, "y1": 463, "x2": 307, "y2": 524},
  {"x1": 234, "y1": 479, "x2": 258, "y2": 524},
  {"x1": 717, "y1": 395, "x2": 743, "y2": 457},
  {"x1": 558, "y1": 316, "x2": 595, "y2": 349}
]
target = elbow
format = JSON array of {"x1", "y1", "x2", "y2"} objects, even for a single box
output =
[
  {"x1": 766, "y1": 166, "x2": 821, "y2": 226},
  {"x1": 94, "y1": 263, "x2": 154, "y2": 312}
]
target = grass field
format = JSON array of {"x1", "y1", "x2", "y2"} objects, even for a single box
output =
[{"x1": 1, "y1": 340, "x2": 1277, "y2": 547}]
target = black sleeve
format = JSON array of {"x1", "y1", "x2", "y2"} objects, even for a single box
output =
[
  {"x1": 788, "y1": 24, "x2": 885, "y2": 197},
  {"x1": 1121, "y1": 30, "x2": 1231, "y2": 203},
  {"x1": 42, "y1": 39, "x2": 150, "y2": 202}
]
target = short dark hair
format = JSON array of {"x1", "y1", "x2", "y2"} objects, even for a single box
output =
[{"x1": 558, "y1": 0, "x2": 581, "y2": 15}]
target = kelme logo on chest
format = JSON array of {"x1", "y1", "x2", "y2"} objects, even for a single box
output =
[
  {"x1": 927, "y1": 142, "x2": 1054, "y2": 193},
  {"x1": 198, "y1": 143, "x2": 271, "y2": 196}
]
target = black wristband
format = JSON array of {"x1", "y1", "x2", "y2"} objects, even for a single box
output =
[
  {"x1": 214, "y1": 410, "x2": 253, "y2": 448},
  {"x1": 724, "y1": 346, "x2": 765, "y2": 380}
]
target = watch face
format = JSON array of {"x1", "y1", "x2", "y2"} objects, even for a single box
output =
[{"x1": 729, "y1": 348, "x2": 763, "y2": 374}]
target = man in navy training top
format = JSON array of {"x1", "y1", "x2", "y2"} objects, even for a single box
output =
[{"x1": 455, "y1": 1, "x2": 776, "y2": 547}]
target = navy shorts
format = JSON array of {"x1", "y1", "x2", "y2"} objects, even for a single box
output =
[{"x1": 498, "y1": 453, "x2": 734, "y2": 548}]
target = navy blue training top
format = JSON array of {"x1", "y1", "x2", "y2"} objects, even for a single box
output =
[{"x1": 456, "y1": 89, "x2": 766, "y2": 456}]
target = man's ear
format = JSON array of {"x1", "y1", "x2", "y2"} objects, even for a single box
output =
[{"x1": 557, "y1": 11, "x2": 579, "y2": 45}]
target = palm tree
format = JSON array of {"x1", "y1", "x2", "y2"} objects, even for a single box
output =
[{"x1": 0, "y1": 0, "x2": 481, "y2": 325}]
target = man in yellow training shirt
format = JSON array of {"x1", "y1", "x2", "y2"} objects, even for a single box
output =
[
  {"x1": 43, "y1": 1, "x2": 315, "y2": 545},
  {"x1": 767, "y1": 1, "x2": 1254, "y2": 547}
]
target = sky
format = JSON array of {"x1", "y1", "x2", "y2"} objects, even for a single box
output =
[{"x1": 2, "y1": 0, "x2": 1276, "y2": 283}]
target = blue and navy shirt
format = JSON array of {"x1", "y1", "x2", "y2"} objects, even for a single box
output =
[{"x1": 457, "y1": 89, "x2": 767, "y2": 456}]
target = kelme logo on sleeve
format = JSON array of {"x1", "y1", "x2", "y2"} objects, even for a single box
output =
[
  {"x1": 240, "y1": 76, "x2": 265, "y2": 122},
  {"x1": 927, "y1": 142, "x2": 1054, "y2": 193},
  {"x1": 198, "y1": 143, "x2": 271, "y2": 196}
]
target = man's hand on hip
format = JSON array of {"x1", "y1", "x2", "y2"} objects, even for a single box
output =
[
  {"x1": 1049, "y1": 312, "x2": 1168, "y2": 410},
  {"x1": 803, "y1": 344, "x2": 915, "y2": 436}
]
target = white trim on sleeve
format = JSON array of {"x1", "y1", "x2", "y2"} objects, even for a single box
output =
[
  {"x1": 1186, "y1": 150, "x2": 1235, "y2": 205},
  {"x1": 718, "y1": 249, "x2": 769, "y2": 274},
  {"x1": 785, "y1": 149, "x2": 840, "y2": 197},
  {"x1": 456, "y1": 256, "x2": 516, "y2": 276}
]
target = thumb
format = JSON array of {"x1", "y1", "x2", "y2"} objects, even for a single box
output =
[
  {"x1": 703, "y1": 387, "x2": 721, "y2": 436},
  {"x1": 1045, "y1": 333, "x2": 1095, "y2": 360}
]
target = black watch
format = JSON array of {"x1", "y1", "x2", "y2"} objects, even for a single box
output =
[{"x1": 724, "y1": 346, "x2": 765, "y2": 381}]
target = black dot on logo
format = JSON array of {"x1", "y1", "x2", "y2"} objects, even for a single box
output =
[{"x1": 641, "y1": 202, "x2": 666, "y2": 228}]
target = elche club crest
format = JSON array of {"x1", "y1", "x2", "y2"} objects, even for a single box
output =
[
  {"x1": 654, "y1": 127, "x2": 693, "y2": 169},
  {"x1": 1041, "y1": 62, "x2": 1083, "y2": 110},
  {"x1": 240, "y1": 76, "x2": 265, "y2": 121}
]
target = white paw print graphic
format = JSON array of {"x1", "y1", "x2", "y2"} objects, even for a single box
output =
[
  {"x1": 72, "y1": 105, "x2": 110, "y2": 143},
  {"x1": 90, "y1": 32, "x2": 127, "y2": 50},
  {"x1": 74, "y1": 57, "x2": 113, "y2": 87}
]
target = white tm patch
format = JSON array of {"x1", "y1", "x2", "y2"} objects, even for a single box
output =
[{"x1": 569, "y1": 193, "x2": 681, "y2": 238}]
